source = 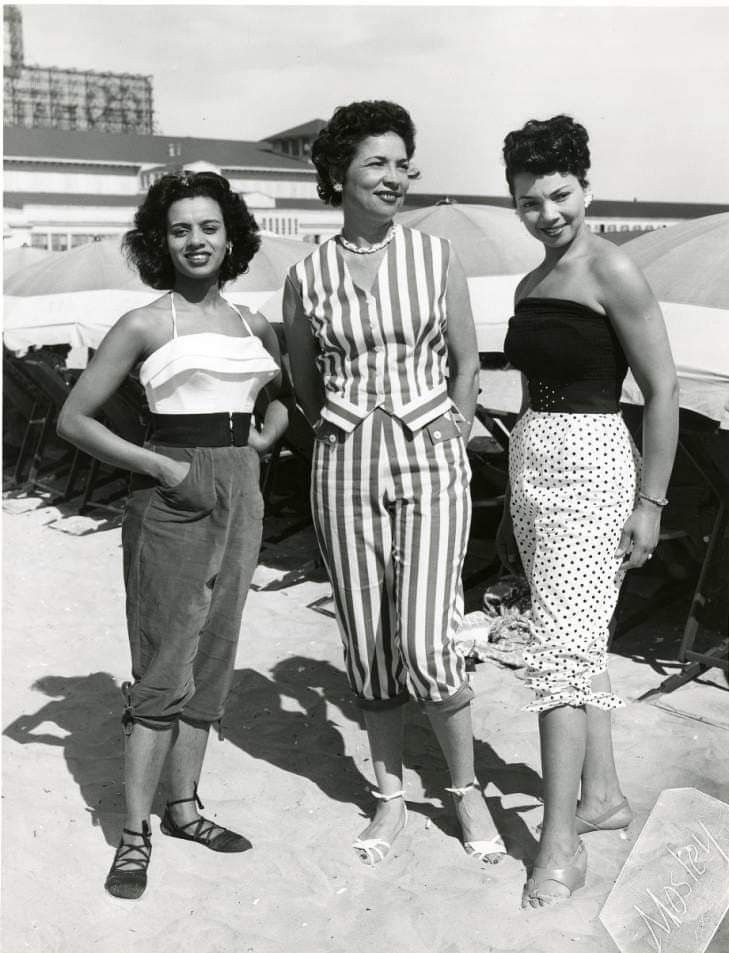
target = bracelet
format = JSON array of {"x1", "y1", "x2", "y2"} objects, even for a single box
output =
[{"x1": 638, "y1": 492, "x2": 669, "y2": 508}]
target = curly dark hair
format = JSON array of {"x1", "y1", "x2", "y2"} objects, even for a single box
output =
[
  {"x1": 122, "y1": 171, "x2": 261, "y2": 289},
  {"x1": 311, "y1": 100, "x2": 421, "y2": 207},
  {"x1": 502, "y1": 115, "x2": 591, "y2": 200}
]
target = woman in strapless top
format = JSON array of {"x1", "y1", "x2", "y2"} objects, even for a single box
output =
[
  {"x1": 58, "y1": 172, "x2": 288, "y2": 899},
  {"x1": 495, "y1": 116, "x2": 679, "y2": 908}
]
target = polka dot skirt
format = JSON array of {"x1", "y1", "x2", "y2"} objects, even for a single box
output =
[{"x1": 509, "y1": 409, "x2": 640, "y2": 712}]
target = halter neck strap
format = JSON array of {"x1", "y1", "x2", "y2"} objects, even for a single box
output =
[
  {"x1": 169, "y1": 290, "x2": 178, "y2": 338},
  {"x1": 168, "y1": 291, "x2": 253, "y2": 338}
]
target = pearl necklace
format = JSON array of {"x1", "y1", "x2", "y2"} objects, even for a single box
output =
[{"x1": 337, "y1": 227, "x2": 395, "y2": 255}]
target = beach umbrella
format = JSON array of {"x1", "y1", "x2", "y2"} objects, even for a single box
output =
[
  {"x1": 397, "y1": 203, "x2": 543, "y2": 352},
  {"x1": 3, "y1": 246, "x2": 53, "y2": 281},
  {"x1": 397, "y1": 202, "x2": 541, "y2": 276},
  {"x1": 624, "y1": 212, "x2": 729, "y2": 309},
  {"x1": 4, "y1": 237, "x2": 143, "y2": 296},
  {"x1": 3, "y1": 234, "x2": 311, "y2": 354},
  {"x1": 622, "y1": 213, "x2": 729, "y2": 428}
]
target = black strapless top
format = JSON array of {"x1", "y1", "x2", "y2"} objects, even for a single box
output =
[{"x1": 503, "y1": 297, "x2": 628, "y2": 413}]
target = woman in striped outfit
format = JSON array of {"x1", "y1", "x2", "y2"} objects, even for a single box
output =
[{"x1": 283, "y1": 100, "x2": 505, "y2": 866}]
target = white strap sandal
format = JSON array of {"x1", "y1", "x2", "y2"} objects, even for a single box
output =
[
  {"x1": 352, "y1": 789, "x2": 408, "y2": 867},
  {"x1": 446, "y1": 781, "x2": 507, "y2": 864}
]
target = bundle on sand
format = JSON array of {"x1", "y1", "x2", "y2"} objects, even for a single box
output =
[{"x1": 456, "y1": 575, "x2": 533, "y2": 669}]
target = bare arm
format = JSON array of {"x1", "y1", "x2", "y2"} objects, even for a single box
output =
[
  {"x1": 281, "y1": 274, "x2": 325, "y2": 428},
  {"x1": 597, "y1": 250, "x2": 680, "y2": 568},
  {"x1": 445, "y1": 251, "x2": 479, "y2": 437},
  {"x1": 56, "y1": 310, "x2": 182, "y2": 485}
]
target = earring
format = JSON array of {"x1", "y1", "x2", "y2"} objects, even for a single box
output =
[
  {"x1": 333, "y1": 183, "x2": 342, "y2": 193},
  {"x1": 226, "y1": 241, "x2": 232, "y2": 255}
]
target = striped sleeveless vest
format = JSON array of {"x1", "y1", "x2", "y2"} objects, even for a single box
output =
[{"x1": 289, "y1": 224, "x2": 453, "y2": 432}]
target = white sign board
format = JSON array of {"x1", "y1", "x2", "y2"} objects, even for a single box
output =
[{"x1": 600, "y1": 788, "x2": 729, "y2": 953}]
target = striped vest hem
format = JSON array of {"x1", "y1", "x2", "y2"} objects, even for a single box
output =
[{"x1": 321, "y1": 385, "x2": 451, "y2": 433}]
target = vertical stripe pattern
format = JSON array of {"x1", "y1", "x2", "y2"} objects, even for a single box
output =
[
  {"x1": 289, "y1": 225, "x2": 453, "y2": 433},
  {"x1": 311, "y1": 409, "x2": 472, "y2": 705}
]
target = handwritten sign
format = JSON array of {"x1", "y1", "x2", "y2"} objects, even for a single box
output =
[{"x1": 600, "y1": 788, "x2": 729, "y2": 953}]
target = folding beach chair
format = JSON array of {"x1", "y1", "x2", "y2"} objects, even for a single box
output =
[
  {"x1": 461, "y1": 404, "x2": 517, "y2": 594},
  {"x1": 4, "y1": 353, "x2": 86, "y2": 499}
]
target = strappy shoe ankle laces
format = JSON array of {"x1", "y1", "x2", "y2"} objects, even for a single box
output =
[
  {"x1": 446, "y1": 780, "x2": 507, "y2": 864},
  {"x1": 105, "y1": 820, "x2": 152, "y2": 900},
  {"x1": 352, "y1": 788, "x2": 408, "y2": 866},
  {"x1": 160, "y1": 783, "x2": 252, "y2": 853}
]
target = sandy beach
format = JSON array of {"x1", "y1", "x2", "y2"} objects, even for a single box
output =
[{"x1": 2, "y1": 494, "x2": 728, "y2": 953}]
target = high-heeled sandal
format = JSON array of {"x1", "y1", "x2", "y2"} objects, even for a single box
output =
[
  {"x1": 445, "y1": 781, "x2": 507, "y2": 864},
  {"x1": 522, "y1": 839, "x2": 587, "y2": 908},
  {"x1": 160, "y1": 783, "x2": 252, "y2": 853},
  {"x1": 352, "y1": 789, "x2": 408, "y2": 866},
  {"x1": 105, "y1": 820, "x2": 152, "y2": 900},
  {"x1": 575, "y1": 797, "x2": 632, "y2": 835}
]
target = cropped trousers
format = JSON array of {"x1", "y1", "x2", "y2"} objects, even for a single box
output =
[
  {"x1": 121, "y1": 443, "x2": 263, "y2": 730},
  {"x1": 311, "y1": 407, "x2": 473, "y2": 712}
]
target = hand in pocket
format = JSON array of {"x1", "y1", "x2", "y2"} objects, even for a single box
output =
[{"x1": 157, "y1": 457, "x2": 191, "y2": 489}]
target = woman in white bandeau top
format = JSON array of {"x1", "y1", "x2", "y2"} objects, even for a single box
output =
[{"x1": 58, "y1": 172, "x2": 288, "y2": 900}]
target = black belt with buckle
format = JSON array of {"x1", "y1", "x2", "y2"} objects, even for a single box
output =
[{"x1": 149, "y1": 412, "x2": 251, "y2": 447}]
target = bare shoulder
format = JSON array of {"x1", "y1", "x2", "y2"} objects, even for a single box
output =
[
  {"x1": 239, "y1": 307, "x2": 273, "y2": 339},
  {"x1": 514, "y1": 270, "x2": 539, "y2": 303},
  {"x1": 105, "y1": 294, "x2": 171, "y2": 354},
  {"x1": 115, "y1": 295, "x2": 168, "y2": 330},
  {"x1": 587, "y1": 235, "x2": 658, "y2": 322},
  {"x1": 589, "y1": 236, "x2": 644, "y2": 287}
]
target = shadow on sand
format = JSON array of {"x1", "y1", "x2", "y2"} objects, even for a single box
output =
[
  {"x1": 4, "y1": 658, "x2": 543, "y2": 863},
  {"x1": 223, "y1": 655, "x2": 542, "y2": 862},
  {"x1": 3, "y1": 672, "x2": 125, "y2": 846}
]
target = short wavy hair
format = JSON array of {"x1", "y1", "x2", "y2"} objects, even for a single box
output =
[
  {"x1": 502, "y1": 115, "x2": 591, "y2": 200},
  {"x1": 123, "y1": 171, "x2": 261, "y2": 289},
  {"x1": 311, "y1": 100, "x2": 421, "y2": 207}
]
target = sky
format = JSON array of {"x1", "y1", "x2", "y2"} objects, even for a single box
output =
[{"x1": 14, "y1": 2, "x2": 729, "y2": 203}]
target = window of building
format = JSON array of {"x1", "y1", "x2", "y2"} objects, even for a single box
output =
[
  {"x1": 51, "y1": 234, "x2": 69, "y2": 251},
  {"x1": 31, "y1": 233, "x2": 50, "y2": 250},
  {"x1": 606, "y1": 224, "x2": 617, "y2": 232},
  {"x1": 70, "y1": 234, "x2": 95, "y2": 248}
]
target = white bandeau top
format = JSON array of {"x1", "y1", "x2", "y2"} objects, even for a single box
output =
[{"x1": 138, "y1": 292, "x2": 279, "y2": 414}]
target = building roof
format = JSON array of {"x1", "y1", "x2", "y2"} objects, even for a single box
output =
[
  {"x1": 403, "y1": 192, "x2": 729, "y2": 219},
  {"x1": 590, "y1": 199, "x2": 729, "y2": 218},
  {"x1": 3, "y1": 125, "x2": 315, "y2": 173},
  {"x1": 262, "y1": 119, "x2": 327, "y2": 141},
  {"x1": 3, "y1": 192, "x2": 138, "y2": 208}
]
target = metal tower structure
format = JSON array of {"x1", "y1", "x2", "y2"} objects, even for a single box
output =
[{"x1": 3, "y1": 6, "x2": 155, "y2": 134}]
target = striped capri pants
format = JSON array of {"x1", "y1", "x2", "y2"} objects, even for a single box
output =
[{"x1": 311, "y1": 406, "x2": 474, "y2": 712}]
